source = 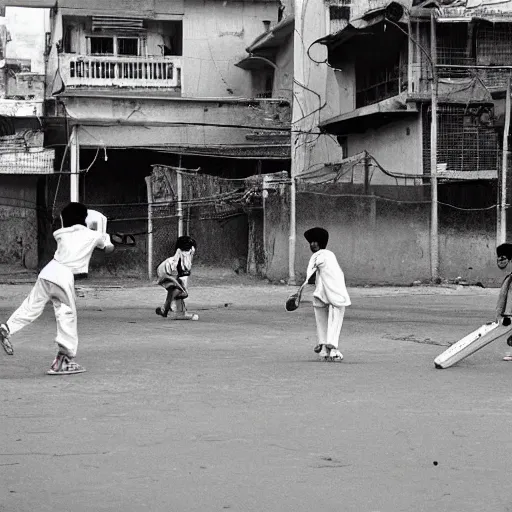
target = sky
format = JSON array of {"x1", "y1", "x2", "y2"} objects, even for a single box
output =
[{"x1": 1, "y1": 7, "x2": 48, "y2": 73}]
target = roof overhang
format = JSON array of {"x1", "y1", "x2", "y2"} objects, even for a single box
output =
[
  {"x1": 245, "y1": 15, "x2": 294, "y2": 53},
  {"x1": 235, "y1": 55, "x2": 277, "y2": 71},
  {"x1": 317, "y1": 2, "x2": 407, "y2": 50},
  {"x1": 319, "y1": 94, "x2": 418, "y2": 135}
]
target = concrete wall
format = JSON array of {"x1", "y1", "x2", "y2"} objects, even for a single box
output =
[
  {"x1": 273, "y1": 33, "x2": 293, "y2": 102},
  {"x1": 182, "y1": 0, "x2": 278, "y2": 98},
  {"x1": 4, "y1": 7, "x2": 48, "y2": 73},
  {"x1": 0, "y1": 174, "x2": 39, "y2": 269},
  {"x1": 293, "y1": 0, "x2": 344, "y2": 177},
  {"x1": 65, "y1": 97, "x2": 290, "y2": 147},
  {"x1": 347, "y1": 116, "x2": 422, "y2": 184},
  {"x1": 264, "y1": 183, "x2": 503, "y2": 286}
]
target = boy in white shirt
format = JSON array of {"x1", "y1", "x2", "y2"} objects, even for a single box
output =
[
  {"x1": 0, "y1": 202, "x2": 114, "y2": 375},
  {"x1": 303, "y1": 227, "x2": 351, "y2": 362},
  {"x1": 155, "y1": 235, "x2": 198, "y2": 320}
]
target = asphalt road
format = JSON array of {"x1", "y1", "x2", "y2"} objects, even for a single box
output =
[{"x1": 1, "y1": 283, "x2": 511, "y2": 512}]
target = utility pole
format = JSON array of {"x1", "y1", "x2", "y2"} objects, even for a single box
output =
[
  {"x1": 70, "y1": 125, "x2": 80, "y2": 202},
  {"x1": 499, "y1": 76, "x2": 511, "y2": 245},
  {"x1": 430, "y1": 11, "x2": 439, "y2": 281}
]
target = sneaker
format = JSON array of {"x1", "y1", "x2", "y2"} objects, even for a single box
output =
[
  {"x1": 47, "y1": 353, "x2": 86, "y2": 375},
  {"x1": 328, "y1": 349, "x2": 344, "y2": 362},
  {"x1": 155, "y1": 307, "x2": 168, "y2": 318},
  {"x1": 503, "y1": 353, "x2": 512, "y2": 361},
  {"x1": 319, "y1": 346, "x2": 329, "y2": 359},
  {"x1": 0, "y1": 323, "x2": 13, "y2": 356},
  {"x1": 314, "y1": 344, "x2": 323, "y2": 354}
]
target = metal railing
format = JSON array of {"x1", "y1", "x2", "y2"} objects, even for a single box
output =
[{"x1": 60, "y1": 54, "x2": 182, "y2": 88}]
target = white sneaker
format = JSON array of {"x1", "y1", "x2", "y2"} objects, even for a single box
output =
[
  {"x1": 503, "y1": 353, "x2": 512, "y2": 361},
  {"x1": 329, "y1": 349, "x2": 343, "y2": 362}
]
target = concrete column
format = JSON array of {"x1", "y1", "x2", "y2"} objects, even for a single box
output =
[{"x1": 70, "y1": 126, "x2": 80, "y2": 202}]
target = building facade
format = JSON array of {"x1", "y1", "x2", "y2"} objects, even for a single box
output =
[{"x1": 0, "y1": 0, "x2": 292, "y2": 277}]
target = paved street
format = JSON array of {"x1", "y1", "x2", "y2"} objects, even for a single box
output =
[{"x1": 1, "y1": 281, "x2": 512, "y2": 512}]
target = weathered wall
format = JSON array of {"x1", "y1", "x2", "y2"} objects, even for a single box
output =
[
  {"x1": 322, "y1": 62, "x2": 355, "y2": 122},
  {"x1": 4, "y1": 7, "x2": 48, "y2": 73},
  {"x1": 68, "y1": 97, "x2": 290, "y2": 148},
  {"x1": 347, "y1": 116, "x2": 422, "y2": 183},
  {"x1": 264, "y1": 183, "x2": 504, "y2": 286},
  {"x1": 273, "y1": 32, "x2": 293, "y2": 102},
  {"x1": 293, "y1": 0, "x2": 344, "y2": 178},
  {"x1": 0, "y1": 174, "x2": 39, "y2": 269},
  {"x1": 182, "y1": 0, "x2": 278, "y2": 97}
]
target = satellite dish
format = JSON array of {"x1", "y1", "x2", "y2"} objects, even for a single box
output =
[{"x1": 385, "y1": 2, "x2": 405, "y2": 23}]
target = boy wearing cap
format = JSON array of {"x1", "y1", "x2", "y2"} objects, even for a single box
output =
[
  {"x1": 303, "y1": 227, "x2": 351, "y2": 361},
  {"x1": 0, "y1": 202, "x2": 114, "y2": 374}
]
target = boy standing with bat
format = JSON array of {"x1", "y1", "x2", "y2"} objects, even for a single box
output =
[{"x1": 302, "y1": 227, "x2": 351, "y2": 361}]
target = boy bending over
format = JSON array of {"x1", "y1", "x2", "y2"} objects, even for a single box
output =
[{"x1": 155, "y1": 235, "x2": 198, "y2": 320}]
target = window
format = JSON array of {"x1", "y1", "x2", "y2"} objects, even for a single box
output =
[
  {"x1": 87, "y1": 36, "x2": 140, "y2": 56},
  {"x1": 89, "y1": 37, "x2": 114, "y2": 55},
  {"x1": 117, "y1": 38, "x2": 138, "y2": 56}
]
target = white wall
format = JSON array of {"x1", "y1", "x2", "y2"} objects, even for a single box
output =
[
  {"x1": 273, "y1": 33, "x2": 293, "y2": 102},
  {"x1": 293, "y1": 0, "x2": 342, "y2": 177},
  {"x1": 4, "y1": 6, "x2": 48, "y2": 73},
  {"x1": 182, "y1": 0, "x2": 278, "y2": 98},
  {"x1": 347, "y1": 116, "x2": 422, "y2": 185}
]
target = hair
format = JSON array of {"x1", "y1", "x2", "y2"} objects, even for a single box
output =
[
  {"x1": 175, "y1": 235, "x2": 197, "y2": 252},
  {"x1": 61, "y1": 202, "x2": 88, "y2": 228},
  {"x1": 304, "y1": 227, "x2": 329, "y2": 249},
  {"x1": 497, "y1": 243, "x2": 512, "y2": 259}
]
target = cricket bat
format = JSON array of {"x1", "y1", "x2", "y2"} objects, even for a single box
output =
[{"x1": 434, "y1": 321, "x2": 509, "y2": 369}]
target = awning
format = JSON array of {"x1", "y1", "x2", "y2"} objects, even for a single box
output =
[
  {"x1": 235, "y1": 55, "x2": 277, "y2": 71},
  {"x1": 317, "y1": 2, "x2": 407, "y2": 50},
  {"x1": 245, "y1": 15, "x2": 294, "y2": 53},
  {"x1": 319, "y1": 94, "x2": 418, "y2": 135}
]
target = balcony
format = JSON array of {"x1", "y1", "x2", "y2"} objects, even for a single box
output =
[{"x1": 59, "y1": 54, "x2": 181, "y2": 89}]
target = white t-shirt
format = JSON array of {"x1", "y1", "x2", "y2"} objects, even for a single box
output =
[
  {"x1": 39, "y1": 225, "x2": 113, "y2": 289},
  {"x1": 305, "y1": 249, "x2": 351, "y2": 308}
]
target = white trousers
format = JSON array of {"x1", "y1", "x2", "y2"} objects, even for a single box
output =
[
  {"x1": 313, "y1": 299, "x2": 345, "y2": 348},
  {"x1": 7, "y1": 278, "x2": 78, "y2": 357}
]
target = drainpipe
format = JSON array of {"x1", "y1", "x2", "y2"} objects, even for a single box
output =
[{"x1": 70, "y1": 125, "x2": 80, "y2": 202}]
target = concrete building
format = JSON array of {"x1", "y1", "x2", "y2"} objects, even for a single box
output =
[
  {"x1": 0, "y1": 0, "x2": 291, "y2": 276},
  {"x1": 0, "y1": 10, "x2": 54, "y2": 271},
  {"x1": 244, "y1": 0, "x2": 512, "y2": 285}
]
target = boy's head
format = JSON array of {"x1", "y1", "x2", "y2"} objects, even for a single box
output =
[
  {"x1": 60, "y1": 202, "x2": 88, "y2": 228},
  {"x1": 176, "y1": 235, "x2": 197, "y2": 252},
  {"x1": 497, "y1": 243, "x2": 512, "y2": 269},
  {"x1": 304, "y1": 227, "x2": 329, "y2": 253}
]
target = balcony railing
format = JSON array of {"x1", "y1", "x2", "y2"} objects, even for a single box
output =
[{"x1": 60, "y1": 54, "x2": 181, "y2": 88}]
